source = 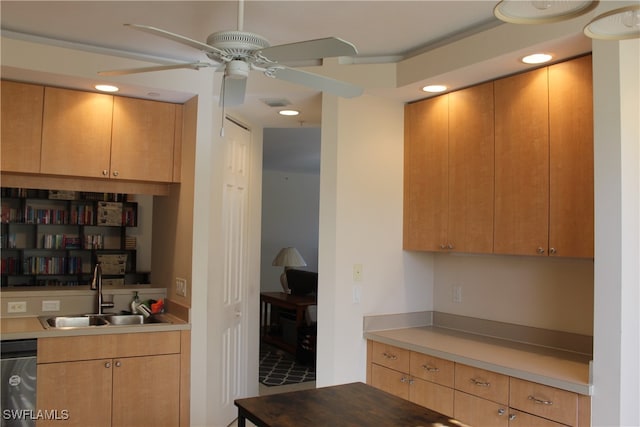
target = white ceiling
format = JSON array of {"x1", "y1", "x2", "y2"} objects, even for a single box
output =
[{"x1": 0, "y1": 0, "x2": 607, "y2": 172}]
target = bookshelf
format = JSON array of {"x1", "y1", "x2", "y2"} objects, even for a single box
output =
[{"x1": 1, "y1": 187, "x2": 145, "y2": 288}]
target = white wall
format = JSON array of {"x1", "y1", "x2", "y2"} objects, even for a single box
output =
[
  {"x1": 317, "y1": 93, "x2": 434, "y2": 386},
  {"x1": 434, "y1": 254, "x2": 594, "y2": 335},
  {"x1": 592, "y1": 38, "x2": 640, "y2": 426},
  {"x1": 260, "y1": 170, "x2": 320, "y2": 292}
]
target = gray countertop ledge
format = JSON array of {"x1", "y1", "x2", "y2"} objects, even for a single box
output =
[{"x1": 363, "y1": 311, "x2": 593, "y2": 395}]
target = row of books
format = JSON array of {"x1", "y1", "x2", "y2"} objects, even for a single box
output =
[
  {"x1": 1, "y1": 187, "x2": 130, "y2": 202},
  {"x1": 40, "y1": 234, "x2": 82, "y2": 250},
  {"x1": 2, "y1": 256, "x2": 85, "y2": 275}
]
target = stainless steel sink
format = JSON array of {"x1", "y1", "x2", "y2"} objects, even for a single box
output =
[
  {"x1": 43, "y1": 315, "x2": 109, "y2": 328},
  {"x1": 39, "y1": 313, "x2": 172, "y2": 329}
]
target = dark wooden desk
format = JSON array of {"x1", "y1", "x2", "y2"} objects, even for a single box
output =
[
  {"x1": 260, "y1": 292, "x2": 316, "y2": 356},
  {"x1": 235, "y1": 382, "x2": 463, "y2": 427}
]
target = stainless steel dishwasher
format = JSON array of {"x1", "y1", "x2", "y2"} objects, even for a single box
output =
[{"x1": 1, "y1": 339, "x2": 36, "y2": 427}]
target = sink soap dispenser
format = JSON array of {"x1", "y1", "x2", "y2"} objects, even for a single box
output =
[{"x1": 131, "y1": 291, "x2": 140, "y2": 314}]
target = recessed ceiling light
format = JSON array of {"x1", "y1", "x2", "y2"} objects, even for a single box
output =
[
  {"x1": 95, "y1": 84, "x2": 119, "y2": 93},
  {"x1": 584, "y1": 5, "x2": 640, "y2": 40},
  {"x1": 279, "y1": 110, "x2": 300, "y2": 116},
  {"x1": 422, "y1": 85, "x2": 447, "y2": 93},
  {"x1": 521, "y1": 53, "x2": 553, "y2": 64},
  {"x1": 494, "y1": 0, "x2": 599, "y2": 24}
]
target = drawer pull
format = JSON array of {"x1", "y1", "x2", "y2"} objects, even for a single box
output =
[
  {"x1": 470, "y1": 378, "x2": 491, "y2": 387},
  {"x1": 382, "y1": 352, "x2": 397, "y2": 360},
  {"x1": 528, "y1": 395, "x2": 553, "y2": 405},
  {"x1": 422, "y1": 364, "x2": 440, "y2": 373},
  {"x1": 497, "y1": 409, "x2": 506, "y2": 416},
  {"x1": 400, "y1": 376, "x2": 414, "y2": 385},
  {"x1": 509, "y1": 414, "x2": 517, "y2": 421}
]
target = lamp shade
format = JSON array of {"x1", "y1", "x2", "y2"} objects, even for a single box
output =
[
  {"x1": 272, "y1": 247, "x2": 307, "y2": 268},
  {"x1": 494, "y1": 0, "x2": 599, "y2": 24}
]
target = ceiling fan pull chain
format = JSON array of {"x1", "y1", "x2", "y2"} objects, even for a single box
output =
[{"x1": 220, "y1": 74, "x2": 226, "y2": 137}]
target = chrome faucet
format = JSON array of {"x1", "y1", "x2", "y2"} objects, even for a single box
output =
[{"x1": 90, "y1": 262, "x2": 114, "y2": 315}]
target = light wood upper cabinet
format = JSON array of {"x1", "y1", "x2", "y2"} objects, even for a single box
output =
[
  {"x1": 403, "y1": 95, "x2": 448, "y2": 251},
  {"x1": 40, "y1": 87, "x2": 114, "y2": 179},
  {"x1": 494, "y1": 67, "x2": 550, "y2": 256},
  {"x1": 1, "y1": 81, "x2": 44, "y2": 173},
  {"x1": 111, "y1": 96, "x2": 178, "y2": 182},
  {"x1": 548, "y1": 55, "x2": 594, "y2": 258},
  {"x1": 404, "y1": 82, "x2": 494, "y2": 253},
  {"x1": 447, "y1": 82, "x2": 495, "y2": 253}
]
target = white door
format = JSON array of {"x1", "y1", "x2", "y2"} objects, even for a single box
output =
[{"x1": 217, "y1": 118, "x2": 251, "y2": 424}]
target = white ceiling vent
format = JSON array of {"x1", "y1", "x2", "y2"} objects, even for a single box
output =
[{"x1": 261, "y1": 98, "x2": 292, "y2": 108}]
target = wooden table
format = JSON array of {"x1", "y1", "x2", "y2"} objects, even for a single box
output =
[
  {"x1": 260, "y1": 291, "x2": 317, "y2": 356},
  {"x1": 235, "y1": 382, "x2": 463, "y2": 427}
]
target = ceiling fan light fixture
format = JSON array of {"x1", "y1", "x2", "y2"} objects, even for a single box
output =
[
  {"x1": 494, "y1": 0, "x2": 599, "y2": 24},
  {"x1": 225, "y1": 60, "x2": 250, "y2": 79},
  {"x1": 584, "y1": 5, "x2": 640, "y2": 40},
  {"x1": 522, "y1": 53, "x2": 553, "y2": 64}
]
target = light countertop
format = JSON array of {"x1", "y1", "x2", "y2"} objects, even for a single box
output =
[{"x1": 365, "y1": 325, "x2": 592, "y2": 395}]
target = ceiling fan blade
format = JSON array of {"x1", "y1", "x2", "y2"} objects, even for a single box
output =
[
  {"x1": 221, "y1": 76, "x2": 247, "y2": 107},
  {"x1": 261, "y1": 37, "x2": 358, "y2": 62},
  {"x1": 125, "y1": 24, "x2": 226, "y2": 57},
  {"x1": 270, "y1": 67, "x2": 363, "y2": 98},
  {"x1": 98, "y1": 62, "x2": 211, "y2": 76}
]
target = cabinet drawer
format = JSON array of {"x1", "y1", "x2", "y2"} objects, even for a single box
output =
[
  {"x1": 38, "y1": 331, "x2": 181, "y2": 363},
  {"x1": 509, "y1": 409, "x2": 569, "y2": 427},
  {"x1": 510, "y1": 377, "x2": 578, "y2": 426},
  {"x1": 410, "y1": 352, "x2": 454, "y2": 387},
  {"x1": 371, "y1": 341, "x2": 410, "y2": 372},
  {"x1": 410, "y1": 377, "x2": 454, "y2": 417},
  {"x1": 455, "y1": 363, "x2": 509, "y2": 405},
  {"x1": 370, "y1": 363, "x2": 410, "y2": 400},
  {"x1": 454, "y1": 390, "x2": 508, "y2": 427}
]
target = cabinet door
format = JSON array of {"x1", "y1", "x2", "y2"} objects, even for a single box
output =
[
  {"x1": 41, "y1": 87, "x2": 113, "y2": 178},
  {"x1": 112, "y1": 354, "x2": 180, "y2": 427},
  {"x1": 111, "y1": 96, "x2": 176, "y2": 182},
  {"x1": 403, "y1": 96, "x2": 449, "y2": 250},
  {"x1": 494, "y1": 67, "x2": 549, "y2": 256},
  {"x1": 454, "y1": 390, "x2": 509, "y2": 427},
  {"x1": 1, "y1": 81, "x2": 44, "y2": 173},
  {"x1": 548, "y1": 55, "x2": 594, "y2": 258},
  {"x1": 37, "y1": 359, "x2": 112, "y2": 427},
  {"x1": 370, "y1": 364, "x2": 410, "y2": 400},
  {"x1": 448, "y1": 82, "x2": 495, "y2": 253}
]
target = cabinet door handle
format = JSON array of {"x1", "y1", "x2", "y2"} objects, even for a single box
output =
[
  {"x1": 422, "y1": 364, "x2": 439, "y2": 372},
  {"x1": 536, "y1": 247, "x2": 545, "y2": 254},
  {"x1": 382, "y1": 352, "x2": 397, "y2": 360},
  {"x1": 440, "y1": 244, "x2": 447, "y2": 250},
  {"x1": 497, "y1": 408, "x2": 505, "y2": 416},
  {"x1": 104, "y1": 362, "x2": 111, "y2": 368},
  {"x1": 102, "y1": 170, "x2": 109, "y2": 176},
  {"x1": 509, "y1": 414, "x2": 517, "y2": 421},
  {"x1": 447, "y1": 243, "x2": 454, "y2": 250},
  {"x1": 400, "y1": 376, "x2": 414, "y2": 385},
  {"x1": 528, "y1": 395, "x2": 553, "y2": 405},
  {"x1": 112, "y1": 170, "x2": 119, "y2": 177},
  {"x1": 115, "y1": 361, "x2": 122, "y2": 368},
  {"x1": 470, "y1": 377, "x2": 490, "y2": 387},
  {"x1": 549, "y1": 247, "x2": 557, "y2": 255}
]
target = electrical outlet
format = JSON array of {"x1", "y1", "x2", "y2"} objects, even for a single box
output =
[
  {"x1": 42, "y1": 300, "x2": 60, "y2": 312},
  {"x1": 452, "y1": 285, "x2": 463, "y2": 304},
  {"x1": 176, "y1": 277, "x2": 187, "y2": 297},
  {"x1": 353, "y1": 264, "x2": 363, "y2": 282},
  {"x1": 8, "y1": 301, "x2": 27, "y2": 313}
]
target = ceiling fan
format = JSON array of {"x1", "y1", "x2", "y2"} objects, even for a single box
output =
[{"x1": 98, "y1": 0, "x2": 363, "y2": 107}]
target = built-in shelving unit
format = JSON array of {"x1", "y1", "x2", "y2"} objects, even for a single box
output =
[{"x1": 1, "y1": 187, "x2": 147, "y2": 288}]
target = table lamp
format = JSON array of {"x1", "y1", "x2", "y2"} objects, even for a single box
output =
[{"x1": 272, "y1": 247, "x2": 307, "y2": 294}]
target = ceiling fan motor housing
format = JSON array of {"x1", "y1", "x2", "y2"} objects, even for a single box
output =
[{"x1": 207, "y1": 30, "x2": 270, "y2": 59}]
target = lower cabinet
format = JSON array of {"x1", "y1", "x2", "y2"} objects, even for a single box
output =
[
  {"x1": 367, "y1": 341, "x2": 589, "y2": 427},
  {"x1": 37, "y1": 331, "x2": 184, "y2": 427}
]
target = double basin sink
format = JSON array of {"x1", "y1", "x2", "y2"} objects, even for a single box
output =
[{"x1": 39, "y1": 313, "x2": 171, "y2": 329}]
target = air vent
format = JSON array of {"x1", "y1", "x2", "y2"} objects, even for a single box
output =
[{"x1": 261, "y1": 98, "x2": 291, "y2": 108}]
